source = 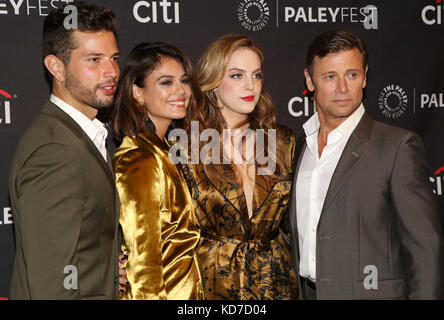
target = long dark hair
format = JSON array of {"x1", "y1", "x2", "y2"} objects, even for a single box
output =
[{"x1": 113, "y1": 42, "x2": 202, "y2": 142}]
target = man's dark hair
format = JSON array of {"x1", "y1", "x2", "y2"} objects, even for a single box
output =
[
  {"x1": 306, "y1": 30, "x2": 368, "y2": 76},
  {"x1": 42, "y1": 2, "x2": 116, "y2": 68}
]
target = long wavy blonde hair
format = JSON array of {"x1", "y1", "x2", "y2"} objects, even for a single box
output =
[{"x1": 184, "y1": 34, "x2": 290, "y2": 182}]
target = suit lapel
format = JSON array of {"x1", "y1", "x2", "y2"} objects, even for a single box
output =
[
  {"x1": 41, "y1": 101, "x2": 115, "y2": 186},
  {"x1": 106, "y1": 153, "x2": 114, "y2": 175},
  {"x1": 320, "y1": 111, "x2": 373, "y2": 216},
  {"x1": 289, "y1": 135, "x2": 306, "y2": 264},
  {"x1": 292, "y1": 136, "x2": 307, "y2": 182}
]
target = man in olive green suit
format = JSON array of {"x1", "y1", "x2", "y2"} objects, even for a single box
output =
[{"x1": 9, "y1": 3, "x2": 120, "y2": 299}]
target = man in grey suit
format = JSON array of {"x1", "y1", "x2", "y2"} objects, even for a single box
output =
[
  {"x1": 289, "y1": 30, "x2": 444, "y2": 299},
  {"x1": 9, "y1": 2, "x2": 120, "y2": 299}
]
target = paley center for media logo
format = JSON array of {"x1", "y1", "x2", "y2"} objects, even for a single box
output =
[
  {"x1": 378, "y1": 86, "x2": 444, "y2": 117},
  {"x1": 237, "y1": 1, "x2": 378, "y2": 31},
  {"x1": 415, "y1": 89, "x2": 444, "y2": 112},
  {"x1": 283, "y1": 4, "x2": 378, "y2": 30},
  {"x1": 0, "y1": 0, "x2": 73, "y2": 16},
  {"x1": 378, "y1": 84, "x2": 408, "y2": 119},
  {"x1": 0, "y1": 88, "x2": 14, "y2": 124},
  {"x1": 133, "y1": 0, "x2": 180, "y2": 24},
  {"x1": 237, "y1": 0, "x2": 270, "y2": 31},
  {"x1": 421, "y1": 0, "x2": 444, "y2": 25},
  {"x1": 430, "y1": 166, "x2": 444, "y2": 196}
]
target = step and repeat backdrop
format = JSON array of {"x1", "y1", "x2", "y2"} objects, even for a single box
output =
[{"x1": 0, "y1": 0, "x2": 443, "y2": 297}]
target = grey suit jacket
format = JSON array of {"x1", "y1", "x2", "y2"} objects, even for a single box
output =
[
  {"x1": 9, "y1": 100, "x2": 120, "y2": 299},
  {"x1": 289, "y1": 111, "x2": 444, "y2": 299}
]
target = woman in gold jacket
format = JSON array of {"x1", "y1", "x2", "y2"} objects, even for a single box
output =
[
  {"x1": 112, "y1": 42, "x2": 204, "y2": 300},
  {"x1": 182, "y1": 34, "x2": 299, "y2": 300}
]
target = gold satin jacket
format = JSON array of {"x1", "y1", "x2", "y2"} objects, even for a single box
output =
[
  {"x1": 182, "y1": 125, "x2": 299, "y2": 300},
  {"x1": 113, "y1": 130, "x2": 204, "y2": 300}
]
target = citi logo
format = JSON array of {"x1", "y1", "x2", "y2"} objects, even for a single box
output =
[
  {"x1": 430, "y1": 166, "x2": 444, "y2": 196},
  {"x1": 288, "y1": 91, "x2": 316, "y2": 118},
  {"x1": 133, "y1": 0, "x2": 180, "y2": 24},
  {"x1": 422, "y1": 1, "x2": 444, "y2": 25},
  {"x1": 0, "y1": 89, "x2": 13, "y2": 124},
  {"x1": 0, "y1": 0, "x2": 73, "y2": 16}
]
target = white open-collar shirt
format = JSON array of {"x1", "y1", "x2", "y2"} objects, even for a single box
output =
[
  {"x1": 50, "y1": 94, "x2": 108, "y2": 162},
  {"x1": 296, "y1": 103, "x2": 365, "y2": 281}
]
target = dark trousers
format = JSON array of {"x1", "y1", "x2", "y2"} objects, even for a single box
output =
[{"x1": 301, "y1": 277, "x2": 317, "y2": 300}]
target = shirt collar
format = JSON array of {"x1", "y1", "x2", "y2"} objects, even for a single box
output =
[
  {"x1": 302, "y1": 103, "x2": 365, "y2": 138},
  {"x1": 302, "y1": 111, "x2": 321, "y2": 137},
  {"x1": 49, "y1": 94, "x2": 108, "y2": 143}
]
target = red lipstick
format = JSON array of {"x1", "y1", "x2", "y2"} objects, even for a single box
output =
[{"x1": 241, "y1": 95, "x2": 254, "y2": 102}]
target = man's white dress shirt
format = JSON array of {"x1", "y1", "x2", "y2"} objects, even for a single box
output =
[
  {"x1": 50, "y1": 94, "x2": 108, "y2": 162},
  {"x1": 296, "y1": 104, "x2": 365, "y2": 281}
]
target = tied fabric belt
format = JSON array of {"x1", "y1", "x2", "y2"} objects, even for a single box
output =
[{"x1": 200, "y1": 229, "x2": 279, "y2": 270}]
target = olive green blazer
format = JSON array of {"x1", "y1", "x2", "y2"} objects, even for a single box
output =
[{"x1": 9, "y1": 100, "x2": 120, "y2": 299}]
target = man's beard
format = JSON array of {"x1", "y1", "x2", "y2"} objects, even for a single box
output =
[{"x1": 65, "y1": 70, "x2": 116, "y2": 110}]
